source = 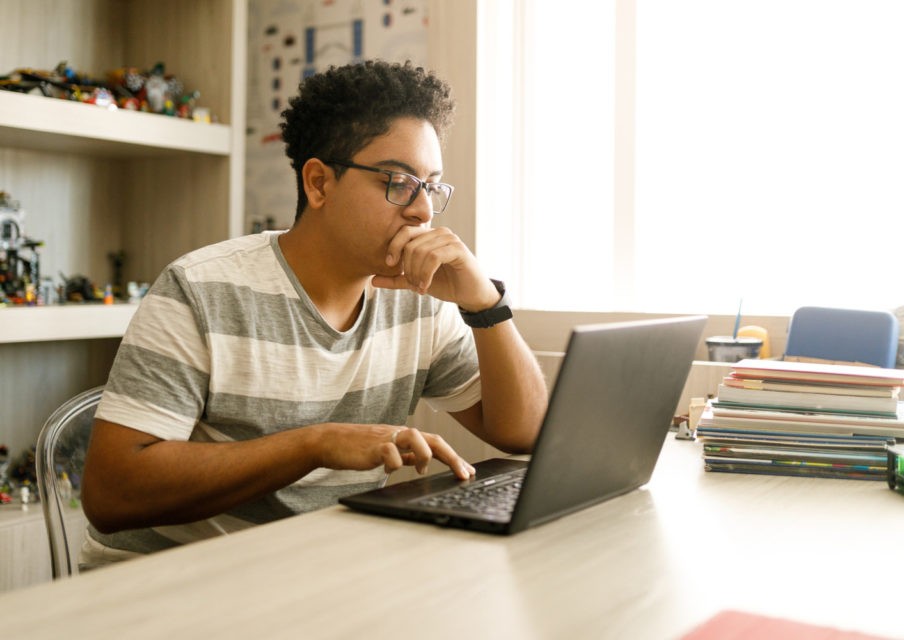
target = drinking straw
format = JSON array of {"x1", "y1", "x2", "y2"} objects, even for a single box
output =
[{"x1": 732, "y1": 299, "x2": 742, "y2": 340}]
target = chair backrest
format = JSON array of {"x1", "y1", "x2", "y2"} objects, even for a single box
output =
[
  {"x1": 35, "y1": 386, "x2": 104, "y2": 579},
  {"x1": 784, "y1": 306, "x2": 900, "y2": 368}
]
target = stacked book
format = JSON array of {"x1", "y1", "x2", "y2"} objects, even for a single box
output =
[{"x1": 698, "y1": 358, "x2": 904, "y2": 480}]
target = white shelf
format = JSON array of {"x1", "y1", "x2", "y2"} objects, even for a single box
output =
[
  {"x1": 0, "y1": 91, "x2": 231, "y2": 157},
  {"x1": 0, "y1": 303, "x2": 138, "y2": 344}
]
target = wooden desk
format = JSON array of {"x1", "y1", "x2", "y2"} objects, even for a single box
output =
[{"x1": 2, "y1": 437, "x2": 903, "y2": 639}]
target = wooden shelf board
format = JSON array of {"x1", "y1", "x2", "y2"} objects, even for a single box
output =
[
  {"x1": 0, "y1": 92, "x2": 230, "y2": 157},
  {"x1": 0, "y1": 303, "x2": 138, "y2": 343}
]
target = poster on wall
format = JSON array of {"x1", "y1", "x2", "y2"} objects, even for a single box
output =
[{"x1": 245, "y1": 0, "x2": 430, "y2": 232}]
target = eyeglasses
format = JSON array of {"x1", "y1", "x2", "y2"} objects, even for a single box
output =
[{"x1": 323, "y1": 159, "x2": 454, "y2": 214}]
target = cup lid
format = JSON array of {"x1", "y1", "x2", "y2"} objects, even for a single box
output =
[{"x1": 705, "y1": 336, "x2": 763, "y2": 346}]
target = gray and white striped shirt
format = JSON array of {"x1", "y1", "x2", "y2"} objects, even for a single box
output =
[{"x1": 91, "y1": 231, "x2": 480, "y2": 554}]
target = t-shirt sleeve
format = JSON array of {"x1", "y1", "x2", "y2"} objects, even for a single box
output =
[
  {"x1": 420, "y1": 300, "x2": 481, "y2": 413},
  {"x1": 95, "y1": 266, "x2": 210, "y2": 441}
]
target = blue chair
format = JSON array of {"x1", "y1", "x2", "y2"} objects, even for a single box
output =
[{"x1": 784, "y1": 306, "x2": 900, "y2": 368}]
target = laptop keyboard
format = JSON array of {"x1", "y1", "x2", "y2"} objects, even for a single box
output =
[{"x1": 411, "y1": 468, "x2": 526, "y2": 518}]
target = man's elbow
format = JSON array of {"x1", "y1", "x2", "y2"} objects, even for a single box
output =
[
  {"x1": 493, "y1": 426, "x2": 541, "y2": 455},
  {"x1": 81, "y1": 492, "x2": 117, "y2": 534},
  {"x1": 80, "y1": 470, "x2": 131, "y2": 534},
  {"x1": 503, "y1": 402, "x2": 546, "y2": 454}
]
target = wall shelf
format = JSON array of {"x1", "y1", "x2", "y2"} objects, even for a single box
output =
[
  {"x1": 0, "y1": 303, "x2": 138, "y2": 344},
  {"x1": 0, "y1": 92, "x2": 231, "y2": 158},
  {"x1": 0, "y1": 0, "x2": 247, "y2": 591}
]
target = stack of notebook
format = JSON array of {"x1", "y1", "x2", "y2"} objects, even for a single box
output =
[{"x1": 698, "y1": 359, "x2": 904, "y2": 480}]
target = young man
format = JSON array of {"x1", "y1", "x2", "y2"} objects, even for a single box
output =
[{"x1": 81, "y1": 60, "x2": 547, "y2": 564}]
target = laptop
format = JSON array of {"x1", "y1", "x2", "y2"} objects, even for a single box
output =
[{"x1": 339, "y1": 315, "x2": 707, "y2": 534}]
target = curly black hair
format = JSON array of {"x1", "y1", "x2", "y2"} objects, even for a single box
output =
[{"x1": 280, "y1": 60, "x2": 456, "y2": 222}]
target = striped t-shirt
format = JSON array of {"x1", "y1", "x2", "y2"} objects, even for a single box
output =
[{"x1": 90, "y1": 232, "x2": 481, "y2": 554}]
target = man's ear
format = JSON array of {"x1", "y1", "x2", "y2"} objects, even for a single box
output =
[{"x1": 301, "y1": 158, "x2": 330, "y2": 210}]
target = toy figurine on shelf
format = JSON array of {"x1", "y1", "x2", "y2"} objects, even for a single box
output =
[
  {"x1": 10, "y1": 446, "x2": 37, "y2": 494},
  {"x1": 107, "y1": 250, "x2": 125, "y2": 299},
  {"x1": 83, "y1": 86, "x2": 117, "y2": 110},
  {"x1": 0, "y1": 444, "x2": 11, "y2": 504},
  {"x1": 0, "y1": 191, "x2": 45, "y2": 305},
  {"x1": 0, "y1": 61, "x2": 104, "y2": 100},
  {"x1": 1, "y1": 60, "x2": 213, "y2": 121},
  {"x1": 127, "y1": 281, "x2": 150, "y2": 303},
  {"x1": 19, "y1": 486, "x2": 30, "y2": 511},
  {"x1": 59, "y1": 272, "x2": 103, "y2": 303},
  {"x1": 107, "y1": 62, "x2": 207, "y2": 120},
  {"x1": 143, "y1": 63, "x2": 170, "y2": 113}
]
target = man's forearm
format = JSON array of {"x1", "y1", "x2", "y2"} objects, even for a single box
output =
[
  {"x1": 82, "y1": 418, "x2": 475, "y2": 533},
  {"x1": 470, "y1": 321, "x2": 548, "y2": 452},
  {"x1": 82, "y1": 421, "x2": 326, "y2": 533}
]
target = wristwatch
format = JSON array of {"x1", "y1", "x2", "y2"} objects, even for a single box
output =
[{"x1": 459, "y1": 279, "x2": 513, "y2": 329}]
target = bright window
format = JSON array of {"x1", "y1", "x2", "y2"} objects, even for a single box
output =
[
  {"x1": 478, "y1": 1, "x2": 904, "y2": 317},
  {"x1": 477, "y1": 0, "x2": 615, "y2": 311}
]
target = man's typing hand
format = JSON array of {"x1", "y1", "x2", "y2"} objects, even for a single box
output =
[{"x1": 314, "y1": 423, "x2": 476, "y2": 480}]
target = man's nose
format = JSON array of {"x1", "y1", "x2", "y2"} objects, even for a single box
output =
[{"x1": 405, "y1": 185, "x2": 434, "y2": 223}]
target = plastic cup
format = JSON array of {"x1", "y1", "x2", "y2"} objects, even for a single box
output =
[{"x1": 706, "y1": 336, "x2": 763, "y2": 362}]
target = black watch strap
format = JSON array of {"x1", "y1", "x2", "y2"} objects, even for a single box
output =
[{"x1": 459, "y1": 279, "x2": 513, "y2": 329}]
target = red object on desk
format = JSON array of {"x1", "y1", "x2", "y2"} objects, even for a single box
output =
[{"x1": 682, "y1": 610, "x2": 892, "y2": 640}]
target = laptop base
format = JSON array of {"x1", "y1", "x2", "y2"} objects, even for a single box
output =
[{"x1": 340, "y1": 458, "x2": 528, "y2": 534}]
